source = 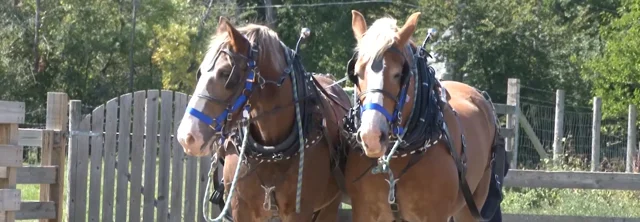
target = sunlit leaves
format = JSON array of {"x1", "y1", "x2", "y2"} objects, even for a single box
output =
[
  {"x1": 585, "y1": 0, "x2": 640, "y2": 121},
  {"x1": 152, "y1": 23, "x2": 199, "y2": 91}
]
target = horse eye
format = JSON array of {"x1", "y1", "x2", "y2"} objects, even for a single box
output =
[
  {"x1": 219, "y1": 71, "x2": 231, "y2": 78},
  {"x1": 393, "y1": 73, "x2": 402, "y2": 80}
]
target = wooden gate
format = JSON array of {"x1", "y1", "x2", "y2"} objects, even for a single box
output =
[{"x1": 66, "y1": 90, "x2": 219, "y2": 222}]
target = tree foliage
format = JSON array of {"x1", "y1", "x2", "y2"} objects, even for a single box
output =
[
  {"x1": 585, "y1": 0, "x2": 640, "y2": 124},
  {"x1": 0, "y1": 0, "x2": 634, "y2": 129}
]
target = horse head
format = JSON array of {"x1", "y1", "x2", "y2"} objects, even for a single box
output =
[
  {"x1": 347, "y1": 10, "x2": 421, "y2": 158},
  {"x1": 177, "y1": 17, "x2": 295, "y2": 157}
]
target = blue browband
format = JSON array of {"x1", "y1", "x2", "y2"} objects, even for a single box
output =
[{"x1": 186, "y1": 58, "x2": 257, "y2": 132}]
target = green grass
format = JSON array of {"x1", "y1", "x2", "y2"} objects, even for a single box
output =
[{"x1": 503, "y1": 188, "x2": 640, "y2": 217}]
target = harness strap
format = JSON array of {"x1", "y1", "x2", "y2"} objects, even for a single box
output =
[
  {"x1": 493, "y1": 128, "x2": 506, "y2": 191},
  {"x1": 389, "y1": 195, "x2": 407, "y2": 222},
  {"x1": 322, "y1": 118, "x2": 348, "y2": 194},
  {"x1": 309, "y1": 75, "x2": 349, "y2": 194},
  {"x1": 440, "y1": 104, "x2": 487, "y2": 222}
]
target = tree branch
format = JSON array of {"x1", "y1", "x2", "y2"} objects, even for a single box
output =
[
  {"x1": 128, "y1": 0, "x2": 138, "y2": 94},
  {"x1": 33, "y1": 0, "x2": 40, "y2": 72},
  {"x1": 186, "y1": 0, "x2": 215, "y2": 73}
]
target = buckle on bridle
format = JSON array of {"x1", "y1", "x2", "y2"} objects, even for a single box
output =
[{"x1": 227, "y1": 112, "x2": 233, "y2": 121}]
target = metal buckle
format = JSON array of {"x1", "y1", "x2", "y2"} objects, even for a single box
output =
[
  {"x1": 390, "y1": 203, "x2": 400, "y2": 212},
  {"x1": 386, "y1": 176, "x2": 399, "y2": 204},
  {"x1": 227, "y1": 112, "x2": 233, "y2": 121},
  {"x1": 257, "y1": 75, "x2": 266, "y2": 89}
]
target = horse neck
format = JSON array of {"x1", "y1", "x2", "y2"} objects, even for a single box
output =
[{"x1": 247, "y1": 59, "x2": 296, "y2": 146}]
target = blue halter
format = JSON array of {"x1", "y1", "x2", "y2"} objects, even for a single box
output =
[
  {"x1": 186, "y1": 44, "x2": 259, "y2": 134},
  {"x1": 357, "y1": 46, "x2": 413, "y2": 137},
  {"x1": 359, "y1": 82, "x2": 409, "y2": 136}
]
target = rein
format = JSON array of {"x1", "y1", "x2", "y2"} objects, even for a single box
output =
[{"x1": 231, "y1": 75, "x2": 350, "y2": 131}]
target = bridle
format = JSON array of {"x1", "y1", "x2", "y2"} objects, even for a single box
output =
[
  {"x1": 186, "y1": 40, "x2": 291, "y2": 138},
  {"x1": 346, "y1": 44, "x2": 415, "y2": 138}
]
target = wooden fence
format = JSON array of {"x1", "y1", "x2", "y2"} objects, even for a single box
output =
[
  {"x1": 1, "y1": 96, "x2": 66, "y2": 222},
  {"x1": 1, "y1": 77, "x2": 638, "y2": 222}
]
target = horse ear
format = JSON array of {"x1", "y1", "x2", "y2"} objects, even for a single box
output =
[
  {"x1": 217, "y1": 17, "x2": 249, "y2": 53},
  {"x1": 396, "y1": 12, "x2": 421, "y2": 45},
  {"x1": 216, "y1": 16, "x2": 230, "y2": 34},
  {"x1": 351, "y1": 10, "x2": 367, "y2": 42}
]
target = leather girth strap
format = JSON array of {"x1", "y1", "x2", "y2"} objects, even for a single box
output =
[{"x1": 440, "y1": 104, "x2": 487, "y2": 222}]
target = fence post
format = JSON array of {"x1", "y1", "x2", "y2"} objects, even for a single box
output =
[
  {"x1": 506, "y1": 78, "x2": 520, "y2": 169},
  {"x1": 553, "y1": 89, "x2": 565, "y2": 167},
  {"x1": 42, "y1": 92, "x2": 68, "y2": 222},
  {"x1": 591, "y1": 97, "x2": 602, "y2": 172},
  {"x1": 627, "y1": 104, "x2": 637, "y2": 173},
  {"x1": 66, "y1": 100, "x2": 82, "y2": 222},
  {"x1": 0, "y1": 100, "x2": 25, "y2": 222}
]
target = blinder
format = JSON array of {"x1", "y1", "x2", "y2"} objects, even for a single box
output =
[{"x1": 346, "y1": 52, "x2": 359, "y2": 84}]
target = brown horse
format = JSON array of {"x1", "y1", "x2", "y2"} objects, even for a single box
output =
[
  {"x1": 341, "y1": 10, "x2": 505, "y2": 222},
  {"x1": 176, "y1": 17, "x2": 351, "y2": 221}
]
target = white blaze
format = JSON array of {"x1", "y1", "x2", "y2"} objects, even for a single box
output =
[
  {"x1": 358, "y1": 60, "x2": 386, "y2": 134},
  {"x1": 176, "y1": 69, "x2": 213, "y2": 153}
]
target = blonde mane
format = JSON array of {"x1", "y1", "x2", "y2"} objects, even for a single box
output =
[
  {"x1": 355, "y1": 17, "x2": 399, "y2": 61},
  {"x1": 206, "y1": 23, "x2": 286, "y2": 72}
]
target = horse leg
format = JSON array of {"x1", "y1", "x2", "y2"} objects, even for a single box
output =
[
  {"x1": 312, "y1": 194, "x2": 342, "y2": 222},
  {"x1": 451, "y1": 168, "x2": 491, "y2": 222}
]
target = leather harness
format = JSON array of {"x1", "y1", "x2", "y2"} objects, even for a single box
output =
[{"x1": 342, "y1": 43, "x2": 506, "y2": 222}]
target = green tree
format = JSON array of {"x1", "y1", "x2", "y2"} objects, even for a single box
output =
[{"x1": 584, "y1": 0, "x2": 640, "y2": 126}]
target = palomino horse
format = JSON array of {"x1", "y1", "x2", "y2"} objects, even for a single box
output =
[
  {"x1": 341, "y1": 11, "x2": 507, "y2": 222},
  {"x1": 176, "y1": 17, "x2": 351, "y2": 221}
]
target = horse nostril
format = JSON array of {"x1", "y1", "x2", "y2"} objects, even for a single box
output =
[
  {"x1": 379, "y1": 131, "x2": 388, "y2": 143},
  {"x1": 185, "y1": 133, "x2": 196, "y2": 146},
  {"x1": 355, "y1": 131, "x2": 363, "y2": 143}
]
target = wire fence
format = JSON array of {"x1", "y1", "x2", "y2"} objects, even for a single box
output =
[{"x1": 515, "y1": 86, "x2": 631, "y2": 172}]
